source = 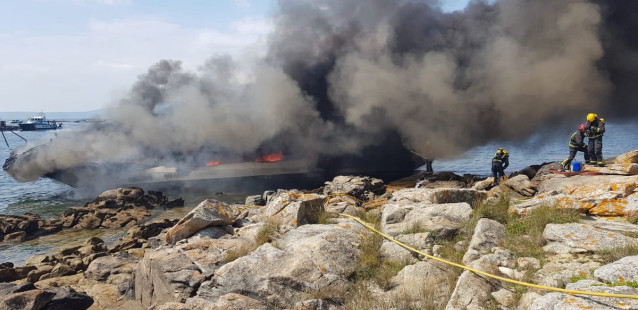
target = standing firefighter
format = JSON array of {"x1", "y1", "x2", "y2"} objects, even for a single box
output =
[
  {"x1": 585, "y1": 113, "x2": 605, "y2": 166},
  {"x1": 492, "y1": 148, "x2": 509, "y2": 185},
  {"x1": 561, "y1": 123, "x2": 590, "y2": 171}
]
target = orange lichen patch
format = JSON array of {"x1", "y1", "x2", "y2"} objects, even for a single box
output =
[
  {"x1": 583, "y1": 239, "x2": 600, "y2": 246},
  {"x1": 589, "y1": 199, "x2": 630, "y2": 216},
  {"x1": 608, "y1": 233, "x2": 615, "y2": 237},
  {"x1": 556, "y1": 196, "x2": 580, "y2": 209},
  {"x1": 339, "y1": 224, "x2": 352, "y2": 230},
  {"x1": 619, "y1": 276, "x2": 626, "y2": 283},
  {"x1": 565, "y1": 234, "x2": 573, "y2": 238},
  {"x1": 578, "y1": 271, "x2": 588, "y2": 277},
  {"x1": 569, "y1": 186, "x2": 603, "y2": 197},
  {"x1": 565, "y1": 298, "x2": 576, "y2": 305},
  {"x1": 618, "y1": 302, "x2": 627, "y2": 307}
]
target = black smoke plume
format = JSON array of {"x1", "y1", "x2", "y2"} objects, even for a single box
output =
[{"x1": 5, "y1": 0, "x2": 638, "y2": 187}]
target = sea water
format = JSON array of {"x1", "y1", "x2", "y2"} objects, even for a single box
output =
[{"x1": 428, "y1": 122, "x2": 638, "y2": 176}]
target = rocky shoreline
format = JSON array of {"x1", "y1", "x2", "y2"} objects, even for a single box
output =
[
  {"x1": 1, "y1": 150, "x2": 638, "y2": 309},
  {"x1": 0, "y1": 188, "x2": 184, "y2": 243}
]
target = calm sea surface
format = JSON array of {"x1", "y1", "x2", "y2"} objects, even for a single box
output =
[{"x1": 1, "y1": 120, "x2": 637, "y2": 264}]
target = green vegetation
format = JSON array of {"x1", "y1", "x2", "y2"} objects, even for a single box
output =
[
  {"x1": 401, "y1": 221, "x2": 429, "y2": 235},
  {"x1": 343, "y1": 194, "x2": 583, "y2": 308},
  {"x1": 434, "y1": 235, "x2": 466, "y2": 265},
  {"x1": 505, "y1": 206, "x2": 581, "y2": 259},
  {"x1": 467, "y1": 196, "x2": 581, "y2": 259},
  {"x1": 620, "y1": 231, "x2": 638, "y2": 238},
  {"x1": 343, "y1": 276, "x2": 452, "y2": 310},
  {"x1": 597, "y1": 246, "x2": 638, "y2": 264},
  {"x1": 317, "y1": 211, "x2": 340, "y2": 224},
  {"x1": 570, "y1": 272, "x2": 589, "y2": 283},
  {"x1": 605, "y1": 281, "x2": 638, "y2": 288}
]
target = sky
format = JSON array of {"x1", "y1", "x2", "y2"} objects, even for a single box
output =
[{"x1": 0, "y1": 0, "x2": 470, "y2": 112}]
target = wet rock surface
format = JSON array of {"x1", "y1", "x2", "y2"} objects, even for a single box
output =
[
  {"x1": 0, "y1": 187, "x2": 183, "y2": 245},
  {"x1": 61, "y1": 187, "x2": 183, "y2": 230}
]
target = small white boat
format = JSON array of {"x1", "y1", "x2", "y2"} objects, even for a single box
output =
[{"x1": 19, "y1": 113, "x2": 58, "y2": 131}]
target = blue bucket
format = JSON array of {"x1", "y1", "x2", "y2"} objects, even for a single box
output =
[{"x1": 571, "y1": 161, "x2": 582, "y2": 172}]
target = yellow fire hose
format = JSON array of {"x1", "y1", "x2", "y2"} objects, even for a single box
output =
[{"x1": 323, "y1": 193, "x2": 638, "y2": 300}]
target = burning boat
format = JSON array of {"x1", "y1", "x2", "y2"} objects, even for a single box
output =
[{"x1": 3, "y1": 132, "x2": 424, "y2": 194}]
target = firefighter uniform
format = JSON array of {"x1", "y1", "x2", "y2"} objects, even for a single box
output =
[
  {"x1": 585, "y1": 114, "x2": 605, "y2": 166},
  {"x1": 492, "y1": 148, "x2": 509, "y2": 184},
  {"x1": 561, "y1": 124, "x2": 589, "y2": 171}
]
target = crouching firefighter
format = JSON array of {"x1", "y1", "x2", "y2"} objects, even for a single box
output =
[
  {"x1": 492, "y1": 148, "x2": 509, "y2": 185},
  {"x1": 585, "y1": 113, "x2": 605, "y2": 167},
  {"x1": 561, "y1": 123, "x2": 590, "y2": 171}
]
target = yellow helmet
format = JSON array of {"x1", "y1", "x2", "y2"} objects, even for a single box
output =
[{"x1": 586, "y1": 113, "x2": 597, "y2": 123}]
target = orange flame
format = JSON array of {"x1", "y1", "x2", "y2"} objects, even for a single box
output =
[
  {"x1": 255, "y1": 151, "x2": 283, "y2": 162},
  {"x1": 206, "y1": 161, "x2": 221, "y2": 167}
]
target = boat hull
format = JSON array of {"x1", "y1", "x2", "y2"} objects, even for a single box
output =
[
  {"x1": 44, "y1": 159, "x2": 325, "y2": 194},
  {"x1": 19, "y1": 124, "x2": 58, "y2": 131}
]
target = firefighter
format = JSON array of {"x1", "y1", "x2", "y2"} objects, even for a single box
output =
[
  {"x1": 561, "y1": 123, "x2": 590, "y2": 171},
  {"x1": 492, "y1": 148, "x2": 509, "y2": 185},
  {"x1": 585, "y1": 113, "x2": 605, "y2": 166}
]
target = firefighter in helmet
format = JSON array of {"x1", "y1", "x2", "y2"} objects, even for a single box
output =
[
  {"x1": 584, "y1": 113, "x2": 605, "y2": 167},
  {"x1": 561, "y1": 123, "x2": 590, "y2": 171},
  {"x1": 492, "y1": 147, "x2": 509, "y2": 185}
]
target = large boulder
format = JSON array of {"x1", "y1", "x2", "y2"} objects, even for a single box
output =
[
  {"x1": 0, "y1": 289, "x2": 55, "y2": 310},
  {"x1": 543, "y1": 223, "x2": 638, "y2": 254},
  {"x1": 43, "y1": 286, "x2": 94, "y2": 310},
  {"x1": 529, "y1": 280, "x2": 638, "y2": 310},
  {"x1": 582, "y1": 150, "x2": 638, "y2": 175},
  {"x1": 537, "y1": 175, "x2": 638, "y2": 196},
  {"x1": 84, "y1": 253, "x2": 138, "y2": 282},
  {"x1": 512, "y1": 175, "x2": 638, "y2": 216},
  {"x1": 323, "y1": 175, "x2": 385, "y2": 200},
  {"x1": 112, "y1": 218, "x2": 178, "y2": 252},
  {"x1": 389, "y1": 188, "x2": 486, "y2": 206},
  {"x1": 257, "y1": 191, "x2": 325, "y2": 227},
  {"x1": 446, "y1": 250, "x2": 514, "y2": 310},
  {"x1": 165, "y1": 199, "x2": 240, "y2": 244},
  {"x1": 381, "y1": 202, "x2": 473, "y2": 238},
  {"x1": 195, "y1": 220, "x2": 368, "y2": 308},
  {"x1": 380, "y1": 232, "x2": 434, "y2": 263},
  {"x1": 533, "y1": 260, "x2": 601, "y2": 288},
  {"x1": 594, "y1": 255, "x2": 638, "y2": 284},
  {"x1": 135, "y1": 232, "x2": 252, "y2": 308},
  {"x1": 501, "y1": 174, "x2": 537, "y2": 197},
  {"x1": 0, "y1": 284, "x2": 93, "y2": 310},
  {"x1": 153, "y1": 294, "x2": 266, "y2": 310},
  {"x1": 462, "y1": 218, "x2": 506, "y2": 265},
  {"x1": 386, "y1": 260, "x2": 456, "y2": 309}
]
